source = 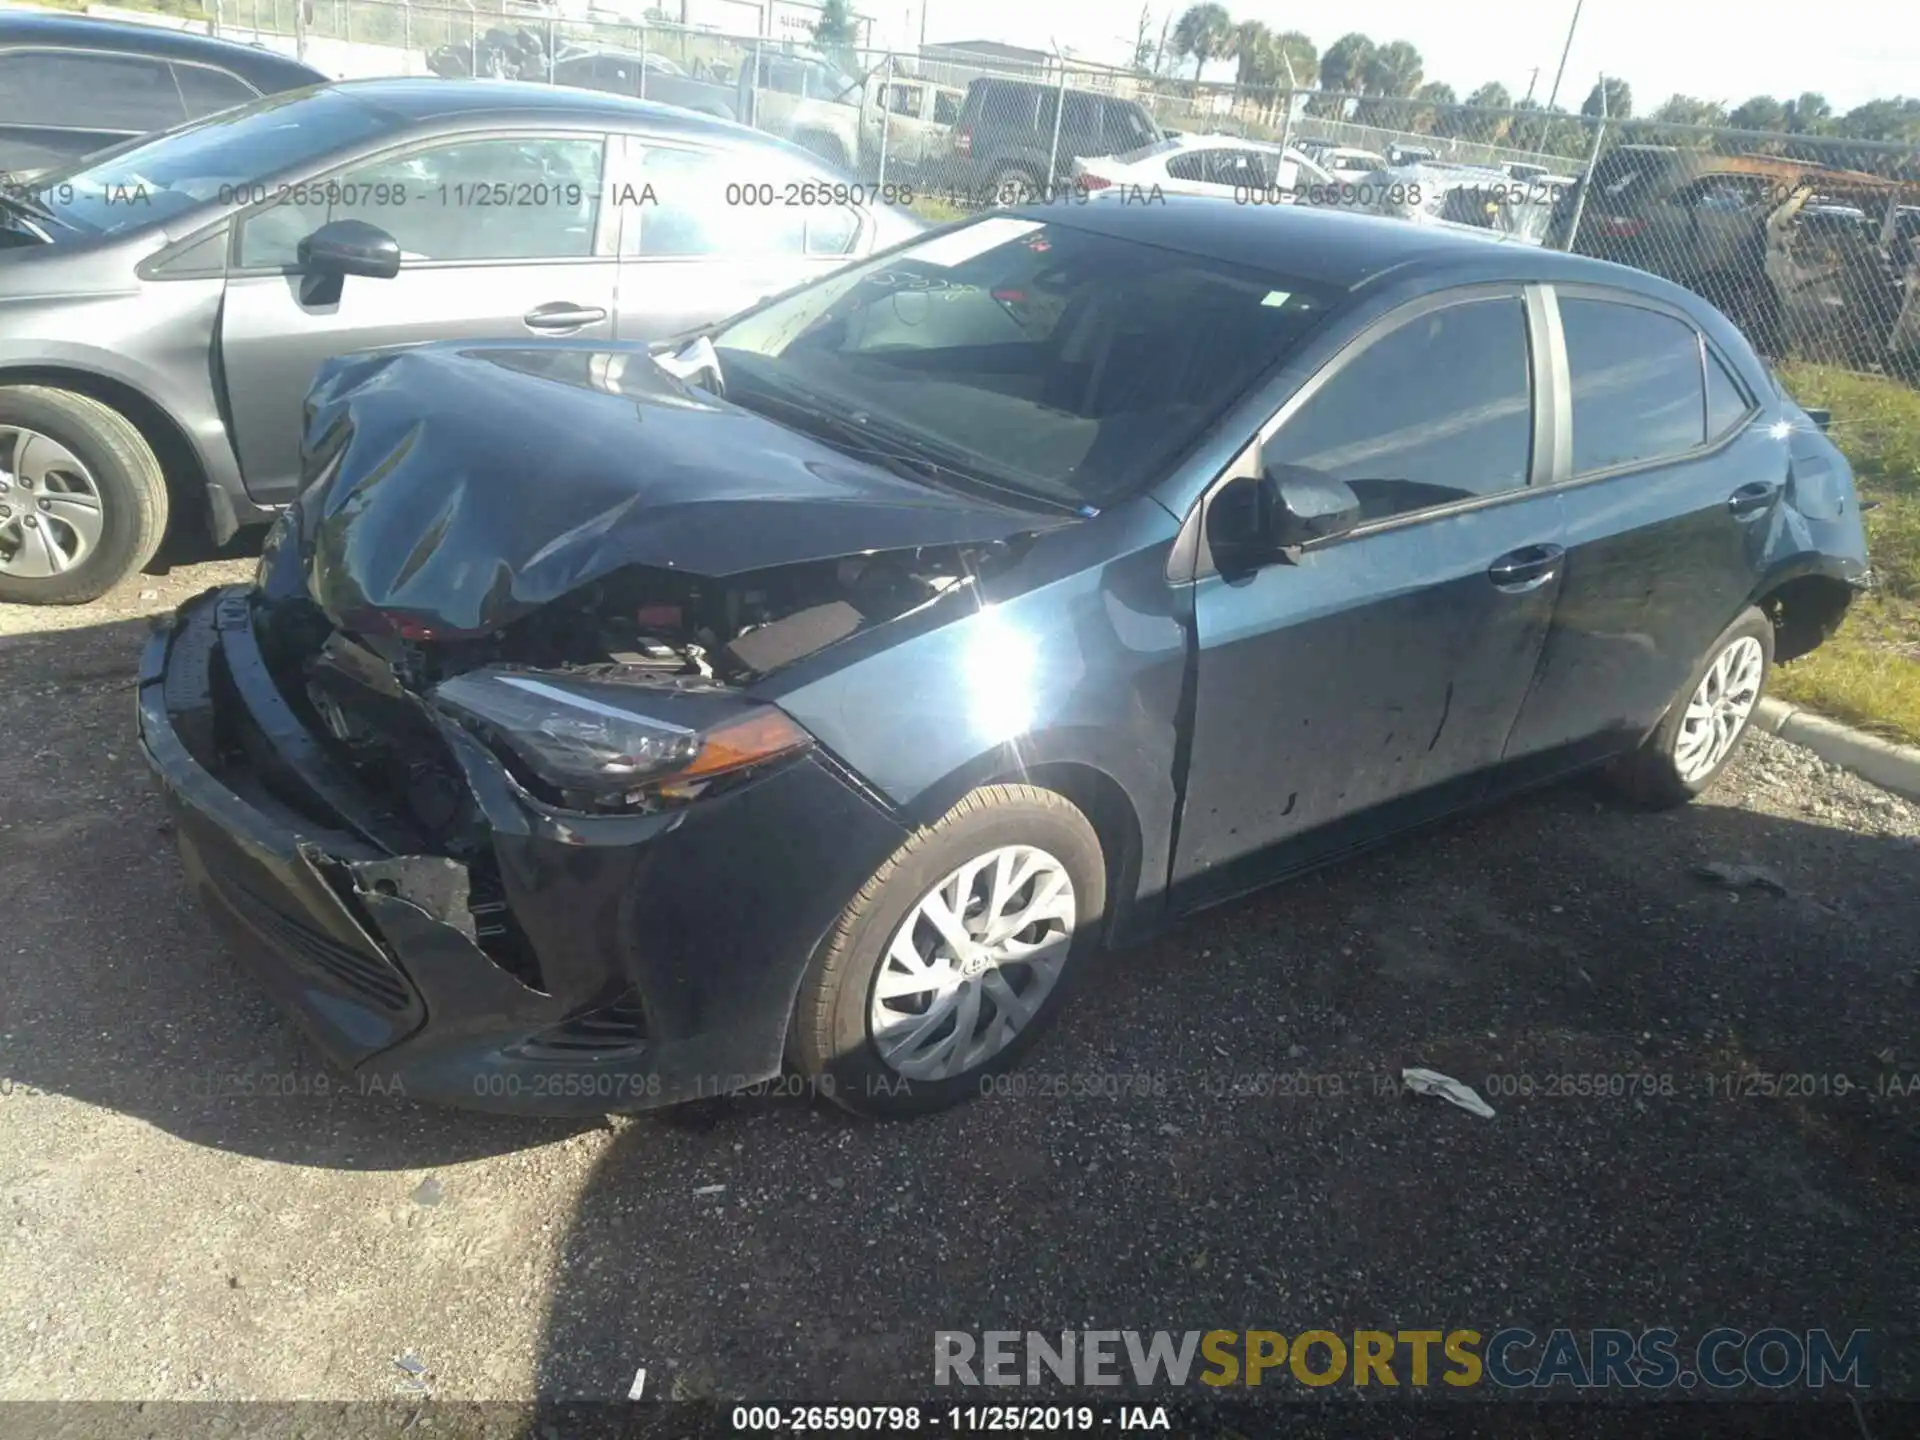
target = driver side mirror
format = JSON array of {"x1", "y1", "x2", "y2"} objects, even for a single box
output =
[
  {"x1": 299, "y1": 219, "x2": 402, "y2": 281},
  {"x1": 1207, "y1": 467, "x2": 1362, "y2": 575}
]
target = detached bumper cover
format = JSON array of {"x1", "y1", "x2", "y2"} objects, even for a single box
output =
[{"x1": 136, "y1": 586, "x2": 911, "y2": 1116}]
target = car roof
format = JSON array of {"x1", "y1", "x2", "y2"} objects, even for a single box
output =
[
  {"x1": 1025, "y1": 195, "x2": 1697, "y2": 298},
  {"x1": 0, "y1": 11, "x2": 327, "y2": 86},
  {"x1": 307, "y1": 76, "x2": 759, "y2": 136}
]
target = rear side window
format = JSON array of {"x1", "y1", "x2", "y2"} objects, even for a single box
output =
[
  {"x1": 172, "y1": 62, "x2": 260, "y2": 120},
  {"x1": 0, "y1": 48, "x2": 186, "y2": 132},
  {"x1": 1705, "y1": 347, "x2": 1753, "y2": 439},
  {"x1": 1560, "y1": 298, "x2": 1705, "y2": 473},
  {"x1": 1263, "y1": 296, "x2": 1534, "y2": 523}
]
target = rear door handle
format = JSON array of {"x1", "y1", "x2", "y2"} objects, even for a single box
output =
[
  {"x1": 523, "y1": 302, "x2": 609, "y2": 333},
  {"x1": 1488, "y1": 542, "x2": 1565, "y2": 593},
  {"x1": 1728, "y1": 481, "x2": 1779, "y2": 518}
]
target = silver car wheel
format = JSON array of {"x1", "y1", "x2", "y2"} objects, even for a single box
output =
[
  {"x1": 868, "y1": 843, "x2": 1077, "y2": 1081},
  {"x1": 1674, "y1": 634, "x2": 1766, "y2": 782},
  {"x1": 0, "y1": 426, "x2": 105, "y2": 578}
]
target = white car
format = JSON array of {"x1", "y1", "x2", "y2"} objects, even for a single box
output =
[
  {"x1": 1070, "y1": 134, "x2": 1334, "y2": 202},
  {"x1": 1308, "y1": 145, "x2": 1390, "y2": 176}
]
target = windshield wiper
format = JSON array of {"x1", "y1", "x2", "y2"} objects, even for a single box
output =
[
  {"x1": 0, "y1": 175, "x2": 56, "y2": 222},
  {"x1": 734, "y1": 384, "x2": 1082, "y2": 516}
]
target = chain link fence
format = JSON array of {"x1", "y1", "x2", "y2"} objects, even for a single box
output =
[{"x1": 193, "y1": 0, "x2": 1920, "y2": 382}]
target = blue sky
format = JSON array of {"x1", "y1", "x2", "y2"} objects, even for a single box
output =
[{"x1": 881, "y1": 0, "x2": 1916, "y2": 112}]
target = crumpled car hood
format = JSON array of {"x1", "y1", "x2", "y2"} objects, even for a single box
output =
[{"x1": 294, "y1": 342, "x2": 1070, "y2": 635}]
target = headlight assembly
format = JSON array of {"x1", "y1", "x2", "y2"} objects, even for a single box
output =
[{"x1": 431, "y1": 668, "x2": 811, "y2": 811}]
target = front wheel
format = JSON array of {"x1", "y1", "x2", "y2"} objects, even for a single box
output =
[
  {"x1": 1606, "y1": 606, "x2": 1774, "y2": 807},
  {"x1": 792, "y1": 784, "x2": 1106, "y2": 1118},
  {"x1": 0, "y1": 386, "x2": 168, "y2": 606}
]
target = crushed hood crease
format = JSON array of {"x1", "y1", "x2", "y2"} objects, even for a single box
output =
[{"x1": 294, "y1": 342, "x2": 1072, "y2": 635}]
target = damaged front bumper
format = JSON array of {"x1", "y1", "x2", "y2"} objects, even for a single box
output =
[{"x1": 136, "y1": 586, "x2": 911, "y2": 1116}]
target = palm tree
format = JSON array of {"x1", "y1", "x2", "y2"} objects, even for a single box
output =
[
  {"x1": 1272, "y1": 30, "x2": 1317, "y2": 89},
  {"x1": 1783, "y1": 92, "x2": 1831, "y2": 135},
  {"x1": 1171, "y1": 3, "x2": 1233, "y2": 82},
  {"x1": 1318, "y1": 32, "x2": 1373, "y2": 97},
  {"x1": 1459, "y1": 81, "x2": 1513, "y2": 143},
  {"x1": 1231, "y1": 19, "x2": 1275, "y2": 92},
  {"x1": 1359, "y1": 38, "x2": 1421, "y2": 126},
  {"x1": 1413, "y1": 80, "x2": 1455, "y2": 135}
]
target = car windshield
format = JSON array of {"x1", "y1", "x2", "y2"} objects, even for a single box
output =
[
  {"x1": 27, "y1": 86, "x2": 386, "y2": 237},
  {"x1": 708, "y1": 214, "x2": 1343, "y2": 511}
]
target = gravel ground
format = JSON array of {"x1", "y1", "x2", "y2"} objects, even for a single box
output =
[{"x1": 2, "y1": 560, "x2": 1918, "y2": 1414}]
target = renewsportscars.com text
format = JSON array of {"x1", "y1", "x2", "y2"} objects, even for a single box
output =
[{"x1": 933, "y1": 1328, "x2": 1874, "y2": 1390}]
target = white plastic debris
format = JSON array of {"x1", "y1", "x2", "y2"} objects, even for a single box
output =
[
  {"x1": 628, "y1": 1366, "x2": 648, "y2": 1400},
  {"x1": 692, "y1": 1184, "x2": 727, "y2": 1197},
  {"x1": 1401, "y1": 1067, "x2": 1496, "y2": 1119}
]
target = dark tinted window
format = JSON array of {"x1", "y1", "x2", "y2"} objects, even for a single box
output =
[
  {"x1": 1263, "y1": 297, "x2": 1533, "y2": 522},
  {"x1": 172, "y1": 62, "x2": 260, "y2": 119},
  {"x1": 1106, "y1": 101, "x2": 1157, "y2": 150},
  {"x1": 1166, "y1": 152, "x2": 1205, "y2": 182},
  {"x1": 712, "y1": 216, "x2": 1343, "y2": 509},
  {"x1": 933, "y1": 90, "x2": 962, "y2": 125},
  {"x1": 0, "y1": 48, "x2": 185, "y2": 132},
  {"x1": 1561, "y1": 298, "x2": 1705, "y2": 472},
  {"x1": 32, "y1": 86, "x2": 395, "y2": 237},
  {"x1": 1705, "y1": 347, "x2": 1752, "y2": 438}
]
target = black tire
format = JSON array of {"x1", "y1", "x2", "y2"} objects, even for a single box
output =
[
  {"x1": 989, "y1": 164, "x2": 1043, "y2": 207},
  {"x1": 1605, "y1": 605, "x2": 1775, "y2": 809},
  {"x1": 0, "y1": 385, "x2": 168, "y2": 606},
  {"x1": 792, "y1": 784, "x2": 1106, "y2": 1119}
]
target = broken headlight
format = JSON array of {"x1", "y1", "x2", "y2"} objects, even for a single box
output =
[{"x1": 431, "y1": 668, "x2": 811, "y2": 811}]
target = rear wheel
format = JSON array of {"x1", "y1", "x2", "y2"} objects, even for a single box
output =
[
  {"x1": 1606, "y1": 606, "x2": 1774, "y2": 808},
  {"x1": 0, "y1": 386, "x2": 168, "y2": 606},
  {"x1": 989, "y1": 164, "x2": 1044, "y2": 207},
  {"x1": 792, "y1": 784, "x2": 1105, "y2": 1118}
]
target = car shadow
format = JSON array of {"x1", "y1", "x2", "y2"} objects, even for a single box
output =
[{"x1": 526, "y1": 768, "x2": 1920, "y2": 1404}]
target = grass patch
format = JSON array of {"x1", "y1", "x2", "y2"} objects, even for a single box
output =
[
  {"x1": 905, "y1": 193, "x2": 967, "y2": 225},
  {"x1": 1772, "y1": 362, "x2": 1920, "y2": 745}
]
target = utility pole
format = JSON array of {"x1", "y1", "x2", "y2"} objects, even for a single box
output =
[
  {"x1": 1522, "y1": 66, "x2": 1539, "y2": 105},
  {"x1": 1544, "y1": 0, "x2": 1584, "y2": 113}
]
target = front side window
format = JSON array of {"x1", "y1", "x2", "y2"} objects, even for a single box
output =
[
  {"x1": 1560, "y1": 297, "x2": 1706, "y2": 473},
  {"x1": 709, "y1": 215, "x2": 1343, "y2": 510},
  {"x1": 1262, "y1": 297, "x2": 1534, "y2": 523},
  {"x1": 239, "y1": 135, "x2": 605, "y2": 267}
]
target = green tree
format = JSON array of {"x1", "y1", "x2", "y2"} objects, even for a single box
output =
[
  {"x1": 1363, "y1": 39, "x2": 1422, "y2": 96},
  {"x1": 1783, "y1": 91, "x2": 1832, "y2": 134},
  {"x1": 811, "y1": 0, "x2": 858, "y2": 72},
  {"x1": 1171, "y1": 2, "x2": 1233, "y2": 81},
  {"x1": 1727, "y1": 95, "x2": 1787, "y2": 132},
  {"x1": 1130, "y1": 4, "x2": 1157, "y2": 72},
  {"x1": 1411, "y1": 80, "x2": 1456, "y2": 136},
  {"x1": 1272, "y1": 29, "x2": 1317, "y2": 89},
  {"x1": 1652, "y1": 93, "x2": 1729, "y2": 128},
  {"x1": 1318, "y1": 31, "x2": 1374, "y2": 96},
  {"x1": 1835, "y1": 96, "x2": 1920, "y2": 144},
  {"x1": 1582, "y1": 77, "x2": 1632, "y2": 120},
  {"x1": 1231, "y1": 19, "x2": 1275, "y2": 90},
  {"x1": 1448, "y1": 81, "x2": 1512, "y2": 144}
]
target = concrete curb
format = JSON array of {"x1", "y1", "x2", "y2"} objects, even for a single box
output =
[{"x1": 1754, "y1": 697, "x2": 1920, "y2": 804}]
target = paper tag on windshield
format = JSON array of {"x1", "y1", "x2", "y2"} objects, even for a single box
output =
[{"x1": 907, "y1": 218, "x2": 1045, "y2": 268}]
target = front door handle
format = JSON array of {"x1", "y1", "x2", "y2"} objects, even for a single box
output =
[
  {"x1": 1728, "y1": 481, "x2": 1779, "y2": 519},
  {"x1": 1488, "y1": 542, "x2": 1565, "y2": 593},
  {"x1": 523, "y1": 302, "x2": 609, "y2": 333}
]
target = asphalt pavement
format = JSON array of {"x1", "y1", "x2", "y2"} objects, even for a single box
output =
[{"x1": 2, "y1": 559, "x2": 1918, "y2": 1419}]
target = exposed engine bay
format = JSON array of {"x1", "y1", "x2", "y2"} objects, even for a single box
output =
[
  {"x1": 258, "y1": 546, "x2": 990, "y2": 856},
  {"x1": 399, "y1": 546, "x2": 982, "y2": 691}
]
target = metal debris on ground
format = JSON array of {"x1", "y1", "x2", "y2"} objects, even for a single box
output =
[
  {"x1": 1401, "y1": 1068, "x2": 1497, "y2": 1119},
  {"x1": 1692, "y1": 861, "x2": 1790, "y2": 895},
  {"x1": 409, "y1": 1177, "x2": 443, "y2": 1206}
]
